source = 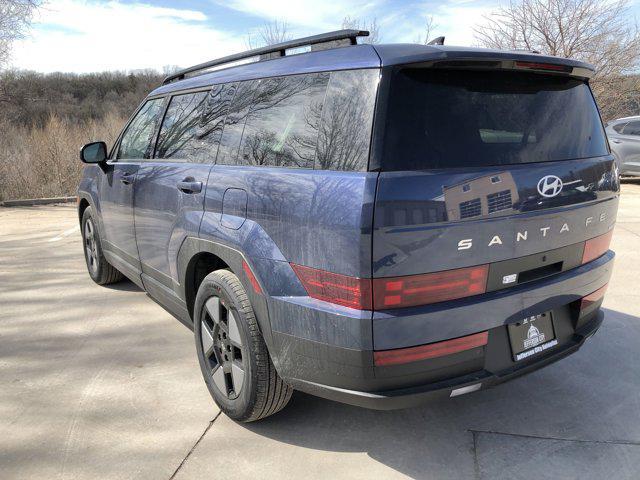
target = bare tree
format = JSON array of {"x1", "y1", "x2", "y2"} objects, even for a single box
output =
[
  {"x1": 415, "y1": 15, "x2": 437, "y2": 45},
  {"x1": 474, "y1": 0, "x2": 640, "y2": 120},
  {"x1": 341, "y1": 16, "x2": 380, "y2": 44},
  {"x1": 0, "y1": 0, "x2": 42, "y2": 67},
  {"x1": 246, "y1": 20, "x2": 291, "y2": 48}
]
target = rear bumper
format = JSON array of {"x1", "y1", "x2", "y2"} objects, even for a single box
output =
[
  {"x1": 287, "y1": 310, "x2": 603, "y2": 410},
  {"x1": 267, "y1": 251, "x2": 614, "y2": 409}
]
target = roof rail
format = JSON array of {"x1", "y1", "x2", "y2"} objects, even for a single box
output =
[{"x1": 162, "y1": 29, "x2": 369, "y2": 85}]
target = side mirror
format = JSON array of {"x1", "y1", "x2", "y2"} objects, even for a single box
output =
[{"x1": 80, "y1": 141, "x2": 108, "y2": 164}]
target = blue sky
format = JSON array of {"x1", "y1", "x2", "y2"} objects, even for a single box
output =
[{"x1": 11, "y1": 0, "x2": 640, "y2": 73}]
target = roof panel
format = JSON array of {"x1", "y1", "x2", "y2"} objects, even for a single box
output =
[{"x1": 150, "y1": 44, "x2": 381, "y2": 96}]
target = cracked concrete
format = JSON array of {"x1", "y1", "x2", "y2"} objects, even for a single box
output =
[{"x1": 2, "y1": 181, "x2": 640, "y2": 479}]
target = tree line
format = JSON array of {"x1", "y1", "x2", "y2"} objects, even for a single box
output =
[{"x1": 0, "y1": 69, "x2": 164, "y2": 128}]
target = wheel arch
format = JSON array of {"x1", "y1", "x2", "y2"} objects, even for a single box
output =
[{"x1": 178, "y1": 237, "x2": 274, "y2": 351}]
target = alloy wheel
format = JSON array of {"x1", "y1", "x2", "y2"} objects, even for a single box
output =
[
  {"x1": 84, "y1": 218, "x2": 99, "y2": 274},
  {"x1": 201, "y1": 296, "x2": 245, "y2": 399}
]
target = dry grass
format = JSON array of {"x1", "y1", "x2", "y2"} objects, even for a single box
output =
[{"x1": 0, "y1": 112, "x2": 125, "y2": 201}]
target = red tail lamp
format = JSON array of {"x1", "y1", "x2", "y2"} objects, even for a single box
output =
[
  {"x1": 372, "y1": 265, "x2": 489, "y2": 310},
  {"x1": 291, "y1": 263, "x2": 489, "y2": 311},
  {"x1": 374, "y1": 331, "x2": 489, "y2": 366},
  {"x1": 582, "y1": 230, "x2": 613, "y2": 264},
  {"x1": 290, "y1": 263, "x2": 372, "y2": 310},
  {"x1": 580, "y1": 283, "x2": 608, "y2": 311}
]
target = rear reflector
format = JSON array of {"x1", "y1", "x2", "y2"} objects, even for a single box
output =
[
  {"x1": 582, "y1": 230, "x2": 613, "y2": 264},
  {"x1": 515, "y1": 61, "x2": 572, "y2": 73},
  {"x1": 450, "y1": 383, "x2": 482, "y2": 397},
  {"x1": 580, "y1": 283, "x2": 608, "y2": 310},
  {"x1": 374, "y1": 331, "x2": 489, "y2": 366},
  {"x1": 372, "y1": 265, "x2": 489, "y2": 310},
  {"x1": 242, "y1": 260, "x2": 262, "y2": 295},
  {"x1": 290, "y1": 263, "x2": 372, "y2": 310}
]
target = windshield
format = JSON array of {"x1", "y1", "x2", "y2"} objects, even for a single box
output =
[{"x1": 380, "y1": 68, "x2": 608, "y2": 170}]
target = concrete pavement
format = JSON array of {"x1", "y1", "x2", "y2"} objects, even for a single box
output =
[{"x1": 1, "y1": 183, "x2": 640, "y2": 479}]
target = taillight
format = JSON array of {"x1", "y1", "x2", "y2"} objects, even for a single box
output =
[
  {"x1": 374, "y1": 331, "x2": 488, "y2": 366},
  {"x1": 290, "y1": 263, "x2": 372, "y2": 310},
  {"x1": 291, "y1": 264, "x2": 488, "y2": 310},
  {"x1": 514, "y1": 61, "x2": 572, "y2": 73},
  {"x1": 242, "y1": 260, "x2": 262, "y2": 294},
  {"x1": 580, "y1": 283, "x2": 608, "y2": 311},
  {"x1": 582, "y1": 230, "x2": 613, "y2": 264},
  {"x1": 372, "y1": 265, "x2": 489, "y2": 310}
]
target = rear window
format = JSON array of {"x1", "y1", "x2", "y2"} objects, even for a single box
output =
[{"x1": 381, "y1": 69, "x2": 608, "y2": 170}]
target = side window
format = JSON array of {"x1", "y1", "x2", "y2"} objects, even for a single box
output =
[
  {"x1": 238, "y1": 73, "x2": 329, "y2": 168},
  {"x1": 154, "y1": 91, "x2": 208, "y2": 161},
  {"x1": 613, "y1": 122, "x2": 627, "y2": 133},
  {"x1": 217, "y1": 81, "x2": 255, "y2": 165},
  {"x1": 622, "y1": 121, "x2": 640, "y2": 136},
  {"x1": 197, "y1": 83, "x2": 236, "y2": 163},
  {"x1": 315, "y1": 69, "x2": 378, "y2": 171},
  {"x1": 117, "y1": 99, "x2": 164, "y2": 160}
]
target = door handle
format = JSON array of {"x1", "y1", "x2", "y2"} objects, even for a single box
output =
[
  {"x1": 177, "y1": 180, "x2": 202, "y2": 194},
  {"x1": 120, "y1": 173, "x2": 135, "y2": 185},
  {"x1": 611, "y1": 139, "x2": 622, "y2": 144}
]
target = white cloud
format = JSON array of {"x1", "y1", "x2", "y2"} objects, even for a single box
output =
[
  {"x1": 10, "y1": 0, "x2": 244, "y2": 73},
  {"x1": 8, "y1": 0, "x2": 503, "y2": 73},
  {"x1": 218, "y1": 0, "x2": 382, "y2": 30},
  {"x1": 381, "y1": 1, "x2": 497, "y2": 46},
  {"x1": 430, "y1": 3, "x2": 496, "y2": 47}
]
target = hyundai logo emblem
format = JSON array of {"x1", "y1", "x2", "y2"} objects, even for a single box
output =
[{"x1": 537, "y1": 175, "x2": 563, "y2": 198}]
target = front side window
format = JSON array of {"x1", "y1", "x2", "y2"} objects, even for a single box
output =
[
  {"x1": 117, "y1": 98, "x2": 164, "y2": 160},
  {"x1": 238, "y1": 73, "x2": 329, "y2": 168},
  {"x1": 315, "y1": 69, "x2": 379, "y2": 171},
  {"x1": 154, "y1": 91, "x2": 208, "y2": 161}
]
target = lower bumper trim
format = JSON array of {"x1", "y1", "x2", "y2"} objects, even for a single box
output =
[{"x1": 288, "y1": 310, "x2": 603, "y2": 410}]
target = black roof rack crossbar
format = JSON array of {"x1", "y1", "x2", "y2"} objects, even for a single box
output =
[{"x1": 162, "y1": 29, "x2": 369, "y2": 85}]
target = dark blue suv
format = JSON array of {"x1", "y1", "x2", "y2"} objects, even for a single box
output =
[{"x1": 78, "y1": 30, "x2": 618, "y2": 421}]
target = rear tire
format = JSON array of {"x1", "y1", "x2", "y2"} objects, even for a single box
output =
[
  {"x1": 194, "y1": 269, "x2": 292, "y2": 422},
  {"x1": 81, "y1": 207, "x2": 123, "y2": 285}
]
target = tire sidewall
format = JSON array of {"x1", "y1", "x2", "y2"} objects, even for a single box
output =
[{"x1": 194, "y1": 272, "x2": 258, "y2": 420}]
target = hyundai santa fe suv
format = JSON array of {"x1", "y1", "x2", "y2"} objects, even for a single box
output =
[{"x1": 78, "y1": 30, "x2": 618, "y2": 421}]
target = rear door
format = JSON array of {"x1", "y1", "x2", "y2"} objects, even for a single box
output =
[
  {"x1": 99, "y1": 98, "x2": 164, "y2": 278},
  {"x1": 134, "y1": 86, "x2": 229, "y2": 300},
  {"x1": 372, "y1": 67, "x2": 618, "y2": 281}
]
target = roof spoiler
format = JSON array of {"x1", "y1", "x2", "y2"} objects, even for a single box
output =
[
  {"x1": 425, "y1": 58, "x2": 595, "y2": 79},
  {"x1": 163, "y1": 29, "x2": 369, "y2": 85}
]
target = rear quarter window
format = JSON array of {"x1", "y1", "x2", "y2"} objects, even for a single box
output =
[{"x1": 315, "y1": 69, "x2": 379, "y2": 171}]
